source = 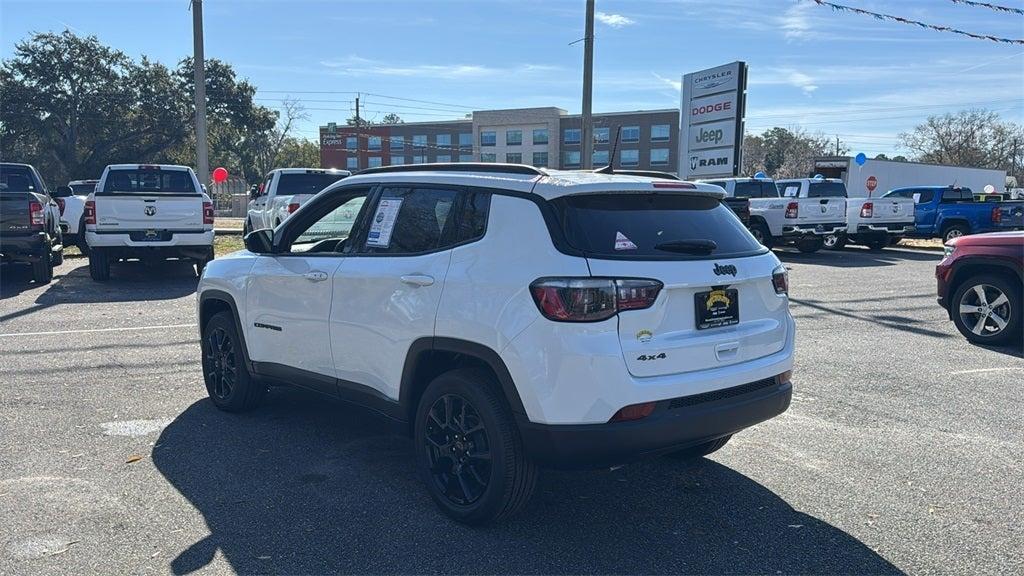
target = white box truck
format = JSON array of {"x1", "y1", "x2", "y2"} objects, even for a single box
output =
[{"x1": 813, "y1": 156, "x2": 1006, "y2": 199}]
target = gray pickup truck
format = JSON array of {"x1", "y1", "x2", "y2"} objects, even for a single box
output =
[{"x1": 1, "y1": 163, "x2": 65, "y2": 284}]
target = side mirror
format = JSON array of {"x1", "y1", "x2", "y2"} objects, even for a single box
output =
[
  {"x1": 249, "y1": 185, "x2": 260, "y2": 200},
  {"x1": 243, "y1": 228, "x2": 274, "y2": 254},
  {"x1": 53, "y1": 185, "x2": 75, "y2": 198}
]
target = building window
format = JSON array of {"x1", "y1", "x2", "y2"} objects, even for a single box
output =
[
  {"x1": 412, "y1": 155, "x2": 426, "y2": 164},
  {"x1": 620, "y1": 149, "x2": 639, "y2": 166},
  {"x1": 564, "y1": 128, "x2": 581, "y2": 144},
  {"x1": 505, "y1": 129, "x2": 523, "y2": 146},
  {"x1": 367, "y1": 156, "x2": 382, "y2": 168},
  {"x1": 481, "y1": 131, "x2": 496, "y2": 147},
  {"x1": 651, "y1": 124, "x2": 671, "y2": 141},
  {"x1": 532, "y1": 128, "x2": 548, "y2": 145},
  {"x1": 368, "y1": 136, "x2": 382, "y2": 151},
  {"x1": 621, "y1": 126, "x2": 640, "y2": 143},
  {"x1": 458, "y1": 133, "x2": 473, "y2": 148},
  {"x1": 592, "y1": 149, "x2": 609, "y2": 166},
  {"x1": 594, "y1": 127, "x2": 610, "y2": 144},
  {"x1": 390, "y1": 136, "x2": 404, "y2": 151},
  {"x1": 347, "y1": 157, "x2": 359, "y2": 170},
  {"x1": 436, "y1": 154, "x2": 451, "y2": 163},
  {"x1": 459, "y1": 153, "x2": 473, "y2": 162},
  {"x1": 506, "y1": 152, "x2": 522, "y2": 163},
  {"x1": 436, "y1": 134, "x2": 451, "y2": 148},
  {"x1": 480, "y1": 152, "x2": 497, "y2": 163},
  {"x1": 346, "y1": 136, "x2": 358, "y2": 150},
  {"x1": 532, "y1": 151, "x2": 548, "y2": 167},
  {"x1": 412, "y1": 135, "x2": 427, "y2": 148},
  {"x1": 650, "y1": 148, "x2": 670, "y2": 166},
  {"x1": 390, "y1": 156, "x2": 405, "y2": 166},
  {"x1": 563, "y1": 150, "x2": 581, "y2": 166}
]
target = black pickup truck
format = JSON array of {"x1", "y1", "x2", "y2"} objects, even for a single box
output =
[{"x1": 1, "y1": 163, "x2": 65, "y2": 284}]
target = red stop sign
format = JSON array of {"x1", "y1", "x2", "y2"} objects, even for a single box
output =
[{"x1": 866, "y1": 175, "x2": 878, "y2": 194}]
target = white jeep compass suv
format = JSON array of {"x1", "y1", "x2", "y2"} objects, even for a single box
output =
[{"x1": 196, "y1": 164, "x2": 795, "y2": 524}]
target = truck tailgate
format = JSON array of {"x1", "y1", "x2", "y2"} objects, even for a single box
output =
[
  {"x1": 0, "y1": 193, "x2": 35, "y2": 236},
  {"x1": 95, "y1": 195, "x2": 204, "y2": 231},
  {"x1": 797, "y1": 198, "x2": 845, "y2": 224}
]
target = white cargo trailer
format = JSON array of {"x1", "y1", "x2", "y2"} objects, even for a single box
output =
[{"x1": 813, "y1": 156, "x2": 1006, "y2": 199}]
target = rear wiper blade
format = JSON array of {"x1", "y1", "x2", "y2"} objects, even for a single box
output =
[{"x1": 653, "y1": 239, "x2": 718, "y2": 254}]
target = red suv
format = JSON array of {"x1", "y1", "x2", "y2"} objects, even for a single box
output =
[{"x1": 936, "y1": 231, "x2": 1023, "y2": 345}]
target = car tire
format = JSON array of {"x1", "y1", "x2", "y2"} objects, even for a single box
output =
[
  {"x1": 242, "y1": 218, "x2": 251, "y2": 236},
  {"x1": 77, "y1": 216, "x2": 90, "y2": 254},
  {"x1": 663, "y1": 435, "x2": 732, "y2": 460},
  {"x1": 51, "y1": 231, "x2": 64, "y2": 266},
  {"x1": 823, "y1": 232, "x2": 846, "y2": 250},
  {"x1": 951, "y1": 274, "x2": 1022, "y2": 345},
  {"x1": 796, "y1": 236, "x2": 823, "y2": 253},
  {"x1": 414, "y1": 368, "x2": 538, "y2": 525},
  {"x1": 88, "y1": 248, "x2": 110, "y2": 282},
  {"x1": 195, "y1": 247, "x2": 214, "y2": 277},
  {"x1": 202, "y1": 311, "x2": 265, "y2": 412},
  {"x1": 31, "y1": 241, "x2": 54, "y2": 285},
  {"x1": 749, "y1": 222, "x2": 773, "y2": 248},
  {"x1": 942, "y1": 223, "x2": 969, "y2": 243}
]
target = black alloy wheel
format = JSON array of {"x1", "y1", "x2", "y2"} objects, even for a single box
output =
[
  {"x1": 204, "y1": 326, "x2": 237, "y2": 401},
  {"x1": 423, "y1": 393, "x2": 492, "y2": 506}
]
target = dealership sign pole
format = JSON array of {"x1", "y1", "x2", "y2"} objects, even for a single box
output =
[{"x1": 679, "y1": 61, "x2": 748, "y2": 180}]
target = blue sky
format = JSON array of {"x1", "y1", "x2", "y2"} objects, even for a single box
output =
[{"x1": 2, "y1": 0, "x2": 1022, "y2": 156}]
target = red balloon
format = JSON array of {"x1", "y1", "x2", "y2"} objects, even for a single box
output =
[{"x1": 212, "y1": 167, "x2": 229, "y2": 183}]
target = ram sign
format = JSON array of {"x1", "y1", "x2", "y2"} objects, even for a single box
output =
[{"x1": 680, "y1": 61, "x2": 747, "y2": 179}]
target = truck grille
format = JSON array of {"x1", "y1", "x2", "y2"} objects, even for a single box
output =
[{"x1": 668, "y1": 378, "x2": 778, "y2": 409}]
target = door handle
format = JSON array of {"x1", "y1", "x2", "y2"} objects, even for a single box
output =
[
  {"x1": 400, "y1": 274, "x2": 434, "y2": 287},
  {"x1": 304, "y1": 271, "x2": 329, "y2": 282}
]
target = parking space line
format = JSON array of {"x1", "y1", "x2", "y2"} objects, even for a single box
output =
[
  {"x1": 950, "y1": 367, "x2": 1023, "y2": 375},
  {"x1": 0, "y1": 323, "x2": 196, "y2": 338}
]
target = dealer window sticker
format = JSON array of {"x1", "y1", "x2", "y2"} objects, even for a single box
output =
[
  {"x1": 366, "y1": 197, "x2": 403, "y2": 248},
  {"x1": 614, "y1": 231, "x2": 637, "y2": 250}
]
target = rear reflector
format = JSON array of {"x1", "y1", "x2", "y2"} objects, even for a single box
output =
[
  {"x1": 652, "y1": 181, "x2": 696, "y2": 189},
  {"x1": 610, "y1": 402, "x2": 656, "y2": 422}
]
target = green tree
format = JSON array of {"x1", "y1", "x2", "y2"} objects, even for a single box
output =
[
  {"x1": 742, "y1": 127, "x2": 838, "y2": 178},
  {"x1": 380, "y1": 112, "x2": 404, "y2": 125}
]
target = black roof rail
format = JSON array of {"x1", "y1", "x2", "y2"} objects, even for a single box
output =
[
  {"x1": 357, "y1": 162, "x2": 547, "y2": 177},
  {"x1": 608, "y1": 170, "x2": 680, "y2": 180}
]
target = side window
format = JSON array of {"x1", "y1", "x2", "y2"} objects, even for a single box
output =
[
  {"x1": 915, "y1": 190, "x2": 934, "y2": 203},
  {"x1": 781, "y1": 184, "x2": 800, "y2": 198},
  {"x1": 734, "y1": 182, "x2": 760, "y2": 198},
  {"x1": 359, "y1": 187, "x2": 459, "y2": 255},
  {"x1": 940, "y1": 188, "x2": 963, "y2": 202},
  {"x1": 762, "y1": 182, "x2": 779, "y2": 197},
  {"x1": 262, "y1": 175, "x2": 274, "y2": 197},
  {"x1": 455, "y1": 191, "x2": 491, "y2": 243},
  {"x1": 287, "y1": 190, "x2": 369, "y2": 254}
]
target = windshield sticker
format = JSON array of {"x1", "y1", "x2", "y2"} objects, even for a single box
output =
[
  {"x1": 615, "y1": 231, "x2": 637, "y2": 251},
  {"x1": 366, "y1": 197, "x2": 403, "y2": 248}
]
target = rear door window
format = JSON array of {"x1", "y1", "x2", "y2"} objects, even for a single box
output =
[
  {"x1": 807, "y1": 182, "x2": 848, "y2": 198},
  {"x1": 101, "y1": 169, "x2": 198, "y2": 195},
  {"x1": 780, "y1": 183, "x2": 801, "y2": 197},
  {"x1": 553, "y1": 193, "x2": 764, "y2": 260},
  {"x1": 275, "y1": 172, "x2": 348, "y2": 196},
  {"x1": 733, "y1": 182, "x2": 761, "y2": 198},
  {"x1": 761, "y1": 182, "x2": 779, "y2": 197}
]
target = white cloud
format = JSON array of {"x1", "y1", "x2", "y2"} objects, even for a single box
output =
[
  {"x1": 596, "y1": 12, "x2": 635, "y2": 28},
  {"x1": 777, "y1": 3, "x2": 812, "y2": 40},
  {"x1": 785, "y1": 70, "x2": 818, "y2": 94},
  {"x1": 651, "y1": 72, "x2": 681, "y2": 92},
  {"x1": 319, "y1": 56, "x2": 560, "y2": 80}
]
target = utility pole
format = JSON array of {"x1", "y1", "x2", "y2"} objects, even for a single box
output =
[
  {"x1": 191, "y1": 0, "x2": 209, "y2": 185},
  {"x1": 835, "y1": 135, "x2": 840, "y2": 156},
  {"x1": 354, "y1": 94, "x2": 361, "y2": 170},
  {"x1": 581, "y1": 0, "x2": 595, "y2": 170}
]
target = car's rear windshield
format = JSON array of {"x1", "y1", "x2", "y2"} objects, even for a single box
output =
[
  {"x1": 101, "y1": 169, "x2": 198, "y2": 194},
  {"x1": 552, "y1": 193, "x2": 765, "y2": 260},
  {"x1": 277, "y1": 173, "x2": 348, "y2": 196},
  {"x1": 0, "y1": 165, "x2": 40, "y2": 193},
  {"x1": 807, "y1": 182, "x2": 848, "y2": 198},
  {"x1": 71, "y1": 183, "x2": 97, "y2": 195}
]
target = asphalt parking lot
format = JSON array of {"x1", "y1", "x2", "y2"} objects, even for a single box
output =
[{"x1": 1, "y1": 247, "x2": 1021, "y2": 575}]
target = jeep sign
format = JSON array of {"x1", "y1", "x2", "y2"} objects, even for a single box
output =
[{"x1": 680, "y1": 61, "x2": 747, "y2": 179}]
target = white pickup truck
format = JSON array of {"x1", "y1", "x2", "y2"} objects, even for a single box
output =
[
  {"x1": 244, "y1": 168, "x2": 350, "y2": 234},
  {"x1": 53, "y1": 179, "x2": 98, "y2": 251},
  {"x1": 824, "y1": 196, "x2": 916, "y2": 250},
  {"x1": 84, "y1": 164, "x2": 214, "y2": 281},
  {"x1": 702, "y1": 177, "x2": 847, "y2": 253}
]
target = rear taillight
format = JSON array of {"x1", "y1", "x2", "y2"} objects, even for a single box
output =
[
  {"x1": 56, "y1": 198, "x2": 66, "y2": 216},
  {"x1": 29, "y1": 201, "x2": 44, "y2": 227},
  {"x1": 287, "y1": 202, "x2": 300, "y2": 214},
  {"x1": 772, "y1": 264, "x2": 789, "y2": 295},
  {"x1": 992, "y1": 206, "x2": 1001, "y2": 223},
  {"x1": 785, "y1": 202, "x2": 799, "y2": 219},
  {"x1": 860, "y1": 202, "x2": 873, "y2": 219},
  {"x1": 609, "y1": 401, "x2": 657, "y2": 422},
  {"x1": 83, "y1": 200, "x2": 96, "y2": 225},
  {"x1": 203, "y1": 201, "x2": 214, "y2": 225},
  {"x1": 529, "y1": 277, "x2": 663, "y2": 322}
]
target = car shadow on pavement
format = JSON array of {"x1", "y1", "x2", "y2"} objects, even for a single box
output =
[
  {"x1": 776, "y1": 246, "x2": 942, "y2": 268},
  {"x1": 154, "y1": 389, "x2": 903, "y2": 575},
  {"x1": 0, "y1": 260, "x2": 197, "y2": 323}
]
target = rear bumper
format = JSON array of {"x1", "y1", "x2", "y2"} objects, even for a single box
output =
[
  {"x1": 0, "y1": 232, "x2": 48, "y2": 262},
  {"x1": 857, "y1": 222, "x2": 915, "y2": 234},
  {"x1": 781, "y1": 222, "x2": 846, "y2": 236},
  {"x1": 519, "y1": 379, "x2": 792, "y2": 469},
  {"x1": 86, "y1": 229, "x2": 214, "y2": 249}
]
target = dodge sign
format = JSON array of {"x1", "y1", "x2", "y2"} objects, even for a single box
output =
[{"x1": 680, "y1": 61, "x2": 747, "y2": 179}]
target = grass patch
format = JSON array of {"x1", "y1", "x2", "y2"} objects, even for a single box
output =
[{"x1": 215, "y1": 234, "x2": 245, "y2": 256}]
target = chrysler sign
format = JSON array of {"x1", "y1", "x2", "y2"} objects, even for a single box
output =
[{"x1": 680, "y1": 61, "x2": 747, "y2": 179}]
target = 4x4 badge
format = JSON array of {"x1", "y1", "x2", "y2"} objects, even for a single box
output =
[{"x1": 713, "y1": 263, "x2": 737, "y2": 276}]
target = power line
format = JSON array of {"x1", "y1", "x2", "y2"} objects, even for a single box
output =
[
  {"x1": 748, "y1": 98, "x2": 1021, "y2": 120},
  {"x1": 807, "y1": 0, "x2": 1024, "y2": 44}
]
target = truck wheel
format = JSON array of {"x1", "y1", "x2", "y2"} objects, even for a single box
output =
[
  {"x1": 823, "y1": 232, "x2": 846, "y2": 250},
  {"x1": 951, "y1": 274, "x2": 1022, "y2": 346},
  {"x1": 242, "y1": 218, "x2": 251, "y2": 236},
  {"x1": 942, "y1": 224, "x2": 969, "y2": 243},
  {"x1": 195, "y1": 247, "x2": 214, "y2": 276},
  {"x1": 796, "y1": 236, "x2": 823, "y2": 253},
  {"x1": 414, "y1": 368, "x2": 538, "y2": 525},
  {"x1": 202, "y1": 311, "x2": 266, "y2": 412},
  {"x1": 51, "y1": 231, "x2": 64, "y2": 266},
  {"x1": 31, "y1": 242, "x2": 54, "y2": 285},
  {"x1": 77, "y1": 215, "x2": 90, "y2": 254},
  {"x1": 664, "y1": 435, "x2": 732, "y2": 460},
  {"x1": 749, "y1": 222, "x2": 773, "y2": 248},
  {"x1": 88, "y1": 248, "x2": 110, "y2": 281}
]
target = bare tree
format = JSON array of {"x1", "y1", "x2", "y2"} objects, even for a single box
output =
[
  {"x1": 255, "y1": 97, "x2": 310, "y2": 174},
  {"x1": 899, "y1": 109, "x2": 1024, "y2": 183}
]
